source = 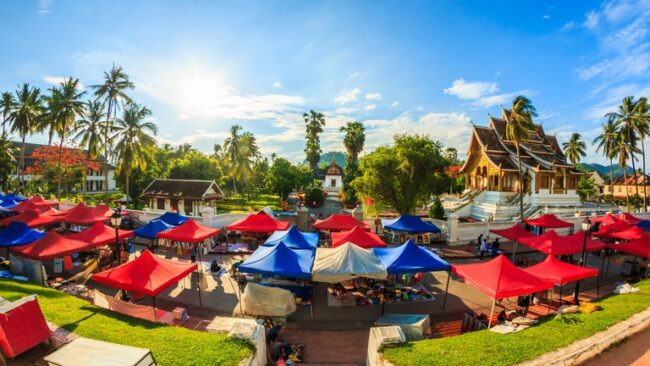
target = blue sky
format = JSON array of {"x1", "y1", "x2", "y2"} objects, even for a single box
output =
[{"x1": 1, "y1": 0, "x2": 649, "y2": 164}]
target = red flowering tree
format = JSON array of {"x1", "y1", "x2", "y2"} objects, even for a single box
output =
[{"x1": 24, "y1": 145, "x2": 101, "y2": 196}]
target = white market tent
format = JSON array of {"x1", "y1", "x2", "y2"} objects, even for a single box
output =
[
  {"x1": 312, "y1": 243, "x2": 388, "y2": 283},
  {"x1": 44, "y1": 337, "x2": 156, "y2": 366}
]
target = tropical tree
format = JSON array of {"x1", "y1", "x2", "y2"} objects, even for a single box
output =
[
  {"x1": 0, "y1": 92, "x2": 16, "y2": 136},
  {"x1": 506, "y1": 95, "x2": 537, "y2": 220},
  {"x1": 73, "y1": 100, "x2": 106, "y2": 196},
  {"x1": 340, "y1": 121, "x2": 366, "y2": 206},
  {"x1": 224, "y1": 125, "x2": 243, "y2": 195},
  {"x1": 594, "y1": 118, "x2": 620, "y2": 196},
  {"x1": 562, "y1": 133, "x2": 587, "y2": 165},
  {"x1": 632, "y1": 97, "x2": 650, "y2": 210},
  {"x1": 615, "y1": 135, "x2": 638, "y2": 211},
  {"x1": 10, "y1": 83, "x2": 44, "y2": 190},
  {"x1": 606, "y1": 97, "x2": 641, "y2": 198},
  {"x1": 304, "y1": 110, "x2": 326, "y2": 172},
  {"x1": 0, "y1": 135, "x2": 15, "y2": 191},
  {"x1": 92, "y1": 64, "x2": 134, "y2": 200},
  {"x1": 112, "y1": 104, "x2": 157, "y2": 206}
]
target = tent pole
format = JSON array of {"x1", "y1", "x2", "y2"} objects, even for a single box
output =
[
  {"x1": 512, "y1": 241, "x2": 518, "y2": 262},
  {"x1": 600, "y1": 253, "x2": 605, "y2": 279},
  {"x1": 606, "y1": 255, "x2": 611, "y2": 278},
  {"x1": 547, "y1": 288, "x2": 554, "y2": 315},
  {"x1": 559, "y1": 284, "x2": 563, "y2": 305},
  {"x1": 596, "y1": 275, "x2": 600, "y2": 299},
  {"x1": 153, "y1": 296, "x2": 157, "y2": 321},
  {"x1": 237, "y1": 281, "x2": 244, "y2": 318},
  {"x1": 488, "y1": 298, "x2": 496, "y2": 329},
  {"x1": 442, "y1": 270, "x2": 451, "y2": 310},
  {"x1": 196, "y1": 270, "x2": 203, "y2": 308}
]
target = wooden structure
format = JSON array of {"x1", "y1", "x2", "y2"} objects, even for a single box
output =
[{"x1": 141, "y1": 179, "x2": 224, "y2": 216}]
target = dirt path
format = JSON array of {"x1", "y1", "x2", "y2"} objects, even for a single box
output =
[{"x1": 580, "y1": 324, "x2": 650, "y2": 366}]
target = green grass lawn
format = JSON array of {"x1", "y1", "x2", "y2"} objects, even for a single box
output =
[
  {"x1": 218, "y1": 193, "x2": 282, "y2": 213},
  {"x1": 0, "y1": 280, "x2": 253, "y2": 366},
  {"x1": 382, "y1": 279, "x2": 650, "y2": 366}
]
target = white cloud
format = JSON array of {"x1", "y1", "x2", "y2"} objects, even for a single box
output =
[
  {"x1": 365, "y1": 92, "x2": 382, "y2": 100},
  {"x1": 391, "y1": 101, "x2": 399, "y2": 107},
  {"x1": 543, "y1": 15, "x2": 551, "y2": 20},
  {"x1": 560, "y1": 21, "x2": 576, "y2": 32},
  {"x1": 38, "y1": 0, "x2": 53, "y2": 15},
  {"x1": 334, "y1": 87, "x2": 360, "y2": 105},
  {"x1": 444, "y1": 79, "x2": 499, "y2": 100},
  {"x1": 43, "y1": 75, "x2": 85, "y2": 90},
  {"x1": 582, "y1": 10, "x2": 600, "y2": 29},
  {"x1": 365, "y1": 104, "x2": 376, "y2": 111},
  {"x1": 273, "y1": 81, "x2": 282, "y2": 88},
  {"x1": 471, "y1": 91, "x2": 531, "y2": 108}
]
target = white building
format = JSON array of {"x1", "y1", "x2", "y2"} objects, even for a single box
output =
[{"x1": 322, "y1": 160, "x2": 343, "y2": 192}]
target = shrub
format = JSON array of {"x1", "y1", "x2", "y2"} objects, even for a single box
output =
[{"x1": 305, "y1": 186, "x2": 326, "y2": 207}]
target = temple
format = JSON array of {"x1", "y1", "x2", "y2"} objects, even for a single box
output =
[{"x1": 455, "y1": 109, "x2": 583, "y2": 220}]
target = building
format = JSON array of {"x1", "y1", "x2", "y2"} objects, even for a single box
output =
[
  {"x1": 10, "y1": 142, "x2": 116, "y2": 193},
  {"x1": 603, "y1": 174, "x2": 650, "y2": 200},
  {"x1": 455, "y1": 108, "x2": 583, "y2": 220},
  {"x1": 321, "y1": 160, "x2": 343, "y2": 192},
  {"x1": 141, "y1": 179, "x2": 224, "y2": 216},
  {"x1": 588, "y1": 171, "x2": 606, "y2": 196}
]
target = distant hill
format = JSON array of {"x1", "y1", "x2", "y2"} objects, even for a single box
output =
[
  {"x1": 317, "y1": 151, "x2": 346, "y2": 169},
  {"x1": 578, "y1": 162, "x2": 635, "y2": 180}
]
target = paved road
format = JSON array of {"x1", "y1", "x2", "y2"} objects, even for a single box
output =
[{"x1": 580, "y1": 324, "x2": 650, "y2": 366}]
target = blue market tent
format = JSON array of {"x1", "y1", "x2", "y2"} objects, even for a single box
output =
[
  {"x1": 1, "y1": 194, "x2": 27, "y2": 202},
  {"x1": 381, "y1": 215, "x2": 441, "y2": 233},
  {"x1": 264, "y1": 226, "x2": 319, "y2": 250},
  {"x1": 134, "y1": 219, "x2": 175, "y2": 240},
  {"x1": 238, "y1": 241, "x2": 314, "y2": 279},
  {"x1": 373, "y1": 240, "x2": 450, "y2": 274},
  {"x1": 0, "y1": 222, "x2": 45, "y2": 247},
  {"x1": 635, "y1": 220, "x2": 650, "y2": 232},
  {"x1": 157, "y1": 212, "x2": 189, "y2": 226},
  {"x1": 0, "y1": 198, "x2": 19, "y2": 209}
]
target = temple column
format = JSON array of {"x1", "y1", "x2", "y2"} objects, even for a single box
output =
[
  {"x1": 550, "y1": 173, "x2": 554, "y2": 194},
  {"x1": 498, "y1": 172, "x2": 503, "y2": 192}
]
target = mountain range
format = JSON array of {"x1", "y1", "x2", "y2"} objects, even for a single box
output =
[{"x1": 577, "y1": 162, "x2": 635, "y2": 179}]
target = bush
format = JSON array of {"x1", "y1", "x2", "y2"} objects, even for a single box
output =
[
  {"x1": 429, "y1": 196, "x2": 445, "y2": 220},
  {"x1": 305, "y1": 186, "x2": 326, "y2": 207}
]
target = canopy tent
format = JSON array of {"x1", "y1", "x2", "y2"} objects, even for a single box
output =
[
  {"x1": 381, "y1": 215, "x2": 441, "y2": 233},
  {"x1": 591, "y1": 213, "x2": 622, "y2": 226},
  {"x1": 92, "y1": 250, "x2": 198, "y2": 296},
  {"x1": 608, "y1": 226, "x2": 645, "y2": 241},
  {"x1": 12, "y1": 200, "x2": 55, "y2": 213},
  {"x1": 490, "y1": 223, "x2": 535, "y2": 241},
  {"x1": 607, "y1": 236, "x2": 650, "y2": 258},
  {"x1": 374, "y1": 240, "x2": 450, "y2": 274},
  {"x1": 0, "y1": 209, "x2": 63, "y2": 228},
  {"x1": 523, "y1": 255, "x2": 599, "y2": 284},
  {"x1": 524, "y1": 214, "x2": 573, "y2": 229},
  {"x1": 312, "y1": 243, "x2": 387, "y2": 283},
  {"x1": 238, "y1": 241, "x2": 314, "y2": 279},
  {"x1": 593, "y1": 220, "x2": 631, "y2": 238},
  {"x1": 517, "y1": 230, "x2": 605, "y2": 255},
  {"x1": 313, "y1": 214, "x2": 370, "y2": 232},
  {"x1": 10, "y1": 231, "x2": 96, "y2": 261},
  {"x1": 264, "y1": 226, "x2": 319, "y2": 250},
  {"x1": 453, "y1": 255, "x2": 553, "y2": 299},
  {"x1": 1, "y1": 193, "x2": 27, "y2": 202},
  {"x1": 92, "y1": 204, "x2": 117, "y2": 219},
  {"x1": 0, "y1": 222, "x2": 45, "y2": 247},
  {"x1": 0, "y1": 198, "x2": 19, "y2": 209},
  {"x1": 156, "y1": 212, "x2": 189, "y2": 226},
  {"x1": 133, "y1": 219, "x2": 175, "y2": 241},
  {"x1": 156, "y1": 219, "x2": 220, "y2": 242},
  {"x1": 635, "y1": 220, "x2": 650, "y2": 232},
  {"x1": 620, "y1": 212, "x2": 643, "y2": 224},
  {"x1": 63, "y1": 204, "x2": 110, "y2": 225},
  {"x1": 226, "y1": 210, "x2": 290, "y2": 233},
  {"x1": 331, "y1": 225, "x2": 386, "y2": 249},
  {"x1": 67, "y1": 222, "x2": 134, "y2": 246}
]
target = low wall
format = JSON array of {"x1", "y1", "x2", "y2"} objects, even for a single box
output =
[
  {"x1": 228, "y1": 322, "x2": 266, "y2": 366},
  {"x1": 366, "y1": 326, "x2": 405, "y2": 366}
]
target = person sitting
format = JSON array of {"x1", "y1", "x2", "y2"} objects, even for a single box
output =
[
  {"x1": 210, "y1": 259, "x2": 222, "y2": 273},
  {"x1": 491, "y1": 238, "x2": 501, "y2": 257}
]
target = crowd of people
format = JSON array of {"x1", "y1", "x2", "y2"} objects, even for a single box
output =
[{"x1": 476, "y1": 234, "x2": 502, "y2": 258}]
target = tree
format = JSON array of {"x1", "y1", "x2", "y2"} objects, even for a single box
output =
[
  {"x1": 304, "y1": 110, "x2": 326, "y2": 172},
  {"x1": 594, "y1": 118, "x2": 620, "y2": 197},
  {"x1": 615, "y1": 136, "x2": 637, "y2": 211},
  {"x1": 73, "y1": 100, "x2": 106, "y2": 196},
  {"x1": 25, "y1": 145, "x2": 100, "y2": 194},
  {"x1": 562, "y1": 133, "x2": 587, "y2": 165},
  {"x1": 169, "y1": 150, "x2": 223, "y2": 182},
  {"x1": 353, "y1": 134, "x2": 447, "y2": 214},
  {"x1": 444, "y1": 147, "x2": 458, "y2": 165},
  {"x1": 224, "y1": 124, "x2": 243, "y2": 195},
  {"x1": 340, "y1": 121, "x2": 366, "y2": 207},
  {"x1": 0, "y1": 92, "x2": 16, "y2": 136},
  {"x1": 10, "y1": 83, "x2": 44, "y2": 191},
  {"x1": 577, "y1": 175, "x2": 598, "y2": 201},
  {"x1": 506, "y1": 95, "x2": 537, "y2": 221},
  {"x1": 633, "y1": 97, "x2": 650, "y2": 210},
  {"x1": 92, "y1": 64, "x2": 134, "y2": 201},
  {"x1": 112, "y1": 104, "x2": 157, "y2": 206},
  {"x1": 266, "y1": 158, "x2": 310, "y2": 200},
  {"x1": 429, "y1": 196, "x2": 445, "y2": 220},
  {"x1": 606, "y1": 96, "x2": 641, "y2": 199},
  {"x1": 0, "y1": 135, "x2": 15, "y2": 191}
]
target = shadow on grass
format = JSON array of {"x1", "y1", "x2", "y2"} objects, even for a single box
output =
[{"x1": 77, "y1": 304, "x2": 166, "y2": 330}]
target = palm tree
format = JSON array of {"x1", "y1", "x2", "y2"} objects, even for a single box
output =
[
  {"x1": 92, "y1": 64, "x2": 134, "y2": 201},
  {"x1": 606, "y1": 97, "x2": 641, "y2": 198},
  {"x1": 0, "y1": 92, "x2": 16, "y2": 136},
  {"x1": 562, "y1": 133, "x2": 587, "y2": 165},
  {"x1": 340, "y1": 121, "x2": 366, "y2": 163},
  {"x1": 0, "y1": 135, "x2": 15, "y2": 191},
  {"x1": 239, "y1": 131, "x2": 261, "y2": 198},
  {"x1": 224, "y1": 125, "x2": 243, "y2": 195},
  {"x1": 616, "y1": 136, "x2": 637, "y2": 211},
  {"x1": 506, "y1": 95, "x2": 537, "y2": 221},
  {"x1": 73, "y1": 100, "x2": 106, "y2": 197},
  {"x1": 594, "y1": 118, "x2": 620, "y2": 196},
  {"x1": 304, "y1": 110, "x2": 326, "y2": 172},
  {"x1": 10, "y1": 84, "x2": 44, "y2": 191},
  {"x1": 632, "y1": 97, "x2": 650, "y2": 211},
  {"x1": 112, "y1": 104, "x2": 157, "y2": 206}
]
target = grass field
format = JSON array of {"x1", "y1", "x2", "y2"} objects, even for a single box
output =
[
  {"x1": 382, "y1": 279, "x2": 650, "y2": 366},
  {"x1": 218, "y1": 193, "x2": 282, "y2": 213},
  {"x1": 0, "y1": 280, "x2": 253, "y2": 366}
]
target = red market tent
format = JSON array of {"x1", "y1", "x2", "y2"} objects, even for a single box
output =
[
  {"x1": 607, "y1": 236, "x2": 650, "y2": 258},
  {"x1": 490, "y1": 223, "x2": 535, "y2": 241},
  {"x1": 331, "y1": 225, "x2": 387, "y2": 248},
  {"x1": 593, "y1": 220, "x2": 631, "y2": 238},
  {"x1": 93, "y1": 204, "x2": 114, "y2": 218},
  {"x1": 67, "y1": 222, "x2": 134, "y2": 246},
  {"x1": 524, "y1": 214, "x2": 573, "y2": 229},
  {"x1": 92, "y1": 250, "x2": 198, "y2": 296},
  {"x1": 11, "y1": 231, "x2": 96, "y2": 260},
  {"x1": 0, "y1": 209, "x2": 63, "y2": 228},
  {"x1": 226, "y1": 210, "x2": 290, "y2": 233},
  {"x1": 518, "y1": 230, "x2": 605, "y2": 255},
  {"x1": 313, "y1": 214, "x2": 370, "y2": 232},
  {"x1": 157, "y1": 219, "x2": 220, "y2": 242},
  {"x1": 523, "y1": 255, "x2": 599, "y2": 284},
  {"x1": 591, "y1": 213, "x2": 621, "y2": 226},
  {"x1": 63, "y1": 204, "x2": 110, "y2": 225},
  {"x1": 608, "y1": 226, "x2": 645, "y2": 241},
  {"x1": 0, "y1": 295, "x2": 51, "y2": 359},
  {"x1": 619, "y1": 212, "x2": 643, "y2": 224}
]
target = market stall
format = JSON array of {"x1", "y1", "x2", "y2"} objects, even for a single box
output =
[
  {"x1": 619, "y1": 212, "x2": 642, "y2": 224},
  {"x1": 523, "y1": 255, "x2": 600, "y2": 305},
  {"x1": 225, "y1": 211, "x2": 290, "y2": 251},
  {"x1": 67, "y1": 222, "x2": 134, "y2": 246},
  {"x1": 635, "y1": 220, "x2": 650, "y2": 232},
  {"x1": 313, "y1": 214, "x2": 369, "y2": 232},
  {"x1": 62, "y1": 203, "x2": 111, "y2": 231},
  {"x1": 156, "y1": 219, "x2": 220, "y2": 268},
  {"x1": 591, "y1": 213, "x2": 622, "y2": 226},
  {"x1": 238, "y1": 241, "x2": 314, "y2": 280},
  {"x1": 0, "y1": 222, "x2": 45, "y2": 247},
  {"x1": 517, "y1": 230, "x2": 606, "y2": 256},
  {"x1": 490, "y1": 223, "x2": 535, "y2": 260},
  {"x1": 155, "y1": 212, "x2": 189, "y2": 226},
  {"x1": 0, "y1": 193, "x2": 27, "y2": 202},
  {"x1": 606, "y1": 235, "x2": 650, "y2": 277},
  {"x1": 593, "y1": 220, "x2": 631, "y2": 239},
  {"x1": 0, "y1": 209, "x2": 64, "y2": 229},
  {"x1": 133, "y1": 219, "x2": 175, "y2": 250},
  {"x1": 381, "y1": 215, "x2": 441, "y2": 244},
  {"x1": 264, "y1": 226, "x2": 319, "y2": 250},
  {"x1": 524, "y1": 214, "x2": 574, "y2": 234},
  {"x1": 331, "y1": 225, "x2": 386, "y2": 249},
  {"x1": 608, "y1": 226, "x2": 645, "y2": 241}
]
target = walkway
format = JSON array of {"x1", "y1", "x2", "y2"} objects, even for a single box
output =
[{"x1": 579, "y1": 323, "x2": 650, "y2": 366}]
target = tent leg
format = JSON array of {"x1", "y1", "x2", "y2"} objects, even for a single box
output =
[
  {"x1": 153, "y1": 297, "x2": 157, "y2": 321},
  {"x1": 596, "y1": 275, "x2": 600, "y2": 299},
  {"x1": 547, "y1": 288, "x2": 554, "y2": 315},
  {"x1": 559, "y1": 284, "x2": 563, "y2": 305},
  {"x1": 488, "y1": 298, "x2": 496, "y2": 329},
  {"x1": 197, "y1": 270, "x2": 203, "y2": 308},
  {"x1": 512, "y1": 241, "x2": 518, "y2": 262},
  {"x1": 237, "y1": 282, "x2": 244, "y2": 318},
  {"x1": 600, "y1": 253, "x2": 605, "y2": 279},
  {"x1": 606, "y1": 255, "x2": 611, "y2": 278},
  {"x1": 442, "y1": 270, "x2": 451, "y2": 310}
]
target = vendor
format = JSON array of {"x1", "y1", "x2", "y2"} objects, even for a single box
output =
[{"x1": 210, "y1": 259, "x2": 222, "y2": 273}]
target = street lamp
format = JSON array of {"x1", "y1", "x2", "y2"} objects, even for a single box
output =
[
  {"x1": 110, "y1": 208, "x2": 122, "y2": 262},
  {"x1": 574, "y1": 217, "x2": 592, "y2": 305}
]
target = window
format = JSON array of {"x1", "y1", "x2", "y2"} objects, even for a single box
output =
[
  {"x1": 330, "y1": 179, "x2": 336, "y2": 187},
  {"x1": 157, "y1": 198, "x2": 165, "y2": 210},
  {"x1": 171, "y1": 199, "x2": 178, "y2": 211},
  {"x1": 185, "y1": 200, "x2": 193, "y2": 215},
  {"x1": 617, "y1": 187, "x2": 622, "y2": 193}
]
